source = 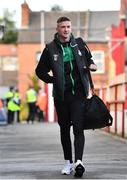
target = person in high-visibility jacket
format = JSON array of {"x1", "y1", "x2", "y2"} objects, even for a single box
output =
[
  {"x1": 5, "y1": 86, "x2": 14, "y2": 124},
  {"x1": 7, "y1": 89, "x2": 21, "y2": 124},
  {"x1": 26, "y1": 86, "x2": 37, "y2": 123}
]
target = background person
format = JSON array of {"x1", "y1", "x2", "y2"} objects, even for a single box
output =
[
  {"x1": 7, "y1": 88, "x2": 21, "y2": 124},
  {"x1": 26, "y1": 85, "x2": 37, "y2": 124}
]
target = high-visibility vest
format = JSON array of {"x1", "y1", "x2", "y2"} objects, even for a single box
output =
[
  {"x1": 26, "y1": 89, "x2": 37, "y2": 103},
  {"x1": 7, "y1": 99, "x2": 20, "y2": 111},
  {"x1": 15, "y1": 92, "x2": 20, "y2": 99},
  {"x1": 7, "y1": 92, "x2": 21, "y2": 111},
  {"x1": 5, "y1": 91, "x2": 14, "y2": 99}
]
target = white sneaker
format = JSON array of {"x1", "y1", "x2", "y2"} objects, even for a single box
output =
[
  {"x1": 61, "y1": 160, "x2": 73, "y2": 175},
  {"x1": 74, "y1": 160, "x2": 85, "y2": 177}
]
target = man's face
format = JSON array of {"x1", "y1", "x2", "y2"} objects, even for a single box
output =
[{"x1": 56, "y1": 21, "x2": 72, "y2": 41}]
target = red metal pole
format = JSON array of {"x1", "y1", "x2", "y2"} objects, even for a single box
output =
[{"x1": 122, "y1": 103, "x2": 125, "y2": 138}]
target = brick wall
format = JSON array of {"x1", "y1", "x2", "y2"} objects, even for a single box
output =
[{"x1": 18, "y1": 43, "x2": 44, "y2": 98}]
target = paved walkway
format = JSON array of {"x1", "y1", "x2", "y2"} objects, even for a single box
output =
[{"x1": 0, "y1": 122, "x2": 127, "y2": 179}]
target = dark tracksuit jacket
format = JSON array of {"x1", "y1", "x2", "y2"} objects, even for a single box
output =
[{"x1": 35, "y1": 33, "x2": 95, "y2": 101}]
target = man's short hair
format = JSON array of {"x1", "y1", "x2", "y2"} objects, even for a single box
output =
[{"x1": 57, "y1": 16, "x2": 71, "y2": 23}]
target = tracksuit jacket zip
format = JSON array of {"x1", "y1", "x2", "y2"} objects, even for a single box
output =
[{"x1": 61, "y1": 44, "x2": 75, "y2": 95}]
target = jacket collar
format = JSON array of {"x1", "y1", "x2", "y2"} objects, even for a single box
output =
[{"x1": 54, "y1": 32, "x2": 78, "y2": 47}]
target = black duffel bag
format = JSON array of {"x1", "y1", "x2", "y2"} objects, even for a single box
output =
[
  {"x1": 84, "y1": 94, "x2": 113, "y2": 130},
  {"x1": 76, "y1": 37, "x2": 113, "y2": 130}
]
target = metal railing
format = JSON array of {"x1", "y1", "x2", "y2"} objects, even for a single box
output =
[{"x1": 96, "y1": 82, "x2": 127, "y2": 138}]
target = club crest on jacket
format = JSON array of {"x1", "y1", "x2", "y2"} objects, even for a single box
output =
[{"x1": 53, "y1": 54, "x2": 58, "y2": 61}]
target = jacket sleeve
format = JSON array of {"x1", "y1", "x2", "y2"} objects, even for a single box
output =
[
  {"x1": 35, "y1": 46, "x2": 54, "y2": 83},
  {"x1": 76, "y1": 37, "x2": 95, "y2": 66},
  {"x1": 83, "y1": 41, "x2": 95, "y2": 66}
]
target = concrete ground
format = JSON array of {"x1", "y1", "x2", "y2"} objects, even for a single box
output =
[{"x1": 0, "y1": 122, "x2": 127, "y2": 179}]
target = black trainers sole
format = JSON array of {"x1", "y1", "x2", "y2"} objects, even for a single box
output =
[{"x1": 74, "y1": 164, "x2": 85, "y2": 177}]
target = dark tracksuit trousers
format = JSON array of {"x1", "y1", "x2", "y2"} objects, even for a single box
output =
[{"x1": 54, "y1": 93, "x2": 87, "y2": 163}]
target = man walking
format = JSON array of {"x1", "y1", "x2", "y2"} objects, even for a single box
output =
[{"x1": 35, "y1": 16, "x2": 97, "y2": 177}]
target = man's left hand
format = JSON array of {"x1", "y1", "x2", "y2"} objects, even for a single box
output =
[{"x1": 89, "y1": 64, "x2": 97, "y2": 71}]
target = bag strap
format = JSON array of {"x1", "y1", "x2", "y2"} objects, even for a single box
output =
[
  {"x1": 86, "y1": 65, "x2": 95, "y2": 94},
  {"x1": 76, "y1": 38, "x2": 95, "y2": 94}
]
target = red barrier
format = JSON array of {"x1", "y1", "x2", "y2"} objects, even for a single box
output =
[{"x1": 97, "y1": 82, "x2": 126, "y2": 138}]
